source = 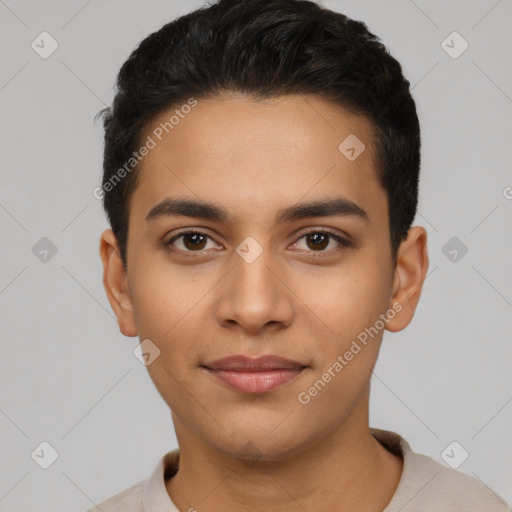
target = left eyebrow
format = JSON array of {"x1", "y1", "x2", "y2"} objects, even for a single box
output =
[
  {"x1": 275, "y1": 197, "x2": 369, "y2": 224},
  {"x1": 144, "y1": 197, "x2": 369, "y2": 224}
]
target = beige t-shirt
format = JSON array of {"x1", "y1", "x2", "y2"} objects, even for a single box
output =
[{"x1": 87, "y1": 428, "x2": 510, "y2": 511}]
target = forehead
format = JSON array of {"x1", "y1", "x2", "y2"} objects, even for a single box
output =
[{"x1": 129, "y1": 93, "x2": 386, "y2": 226}]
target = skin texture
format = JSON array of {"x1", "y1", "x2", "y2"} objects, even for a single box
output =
[{"x1": 100, "y1": 92, "x2": 429, "y2": 511}]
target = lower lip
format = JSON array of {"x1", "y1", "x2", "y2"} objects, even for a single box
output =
[{"x1": 204, "y1": 368, "x2": 305, "y2": 393}]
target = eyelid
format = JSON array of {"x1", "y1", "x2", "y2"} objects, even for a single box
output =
[
  {"x1": 164, "y1": 227, "x2": 222, "y2": 250},
  {"x1": 289, "y1": 227, "x2": 352, "y2": 250}
]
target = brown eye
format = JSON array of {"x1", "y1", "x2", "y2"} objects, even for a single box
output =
[
  {"x1": 166, "y1": 230, "x2": 219, "y2": 252},
  {"x1": 305, "y1": 232, "x2": 329, "y2": 251},
  {"x1": 292, "y1": 229, "x2": 351, "y2": 253},
  {"x1": 182, "y1": 233, "x2": 207, "y2": 250}
]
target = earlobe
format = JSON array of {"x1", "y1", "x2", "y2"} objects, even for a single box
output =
[
  {"x1": 99, "y1": 229, "x2": 138, "y2": 337},
  {"x1": 385, "y1": 226, "x2": 429, "y2": 333}
]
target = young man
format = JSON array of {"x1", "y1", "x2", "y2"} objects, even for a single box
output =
[{"x1": 93, "y1": 0, "x2": 510, "y2": 510}]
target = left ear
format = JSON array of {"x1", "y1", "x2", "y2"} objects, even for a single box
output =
[{"x1": 385, "y1": 226, "x2": 429, "y2": 332}]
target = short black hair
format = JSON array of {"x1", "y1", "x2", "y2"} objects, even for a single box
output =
[{"x1": 96, "y1": 0, "x2": 420, "y2": 268}]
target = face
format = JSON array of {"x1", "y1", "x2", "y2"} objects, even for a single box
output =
[{"x1": 101, "y1": 92, "x2": 427, "y2": 461}]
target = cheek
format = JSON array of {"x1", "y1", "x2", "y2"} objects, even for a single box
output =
[
  {"x1": 294, "y1": 262, "x2": 392, "y2": 339},
  {"x1": 130, "y1": 260, "x2": 204, "y2": 338}
]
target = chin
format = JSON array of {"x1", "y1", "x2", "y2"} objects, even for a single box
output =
[{"x1": 210, "y1": 424, "x2": 313, "y2": 463}]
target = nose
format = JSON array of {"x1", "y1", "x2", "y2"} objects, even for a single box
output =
[{"x1": 214, "y1": 243, "x2": 294, "y2": 335}]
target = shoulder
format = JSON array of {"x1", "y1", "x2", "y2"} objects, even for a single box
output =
[
  {"x1": 84, "y1": 449, "x2": 180, "y2": 512},
  {"x1": 85, "y1": 479, "x2": 146, "y2": 512},
  {"x1": 371, "y1": 428, "x2": 511, "y2": 512},
  {"x1": 408, "y1": 451, "x2": 510, "y2": 511}
]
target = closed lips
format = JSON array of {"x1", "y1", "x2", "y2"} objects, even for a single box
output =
[
  {"x1": 202, "y1": 355, "x2": 308, "y2": 393},
  {"x1": 202, "y1": 355, "x2": 307, "y2": 371}
]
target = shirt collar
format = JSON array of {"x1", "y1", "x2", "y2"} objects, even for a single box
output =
[{"x1": 142, "y1": 449, "x2": 180, "y2": 512}]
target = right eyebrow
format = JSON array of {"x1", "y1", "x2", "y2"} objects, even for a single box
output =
[{"x1": 145, "y1": 198, "x2": 229, "y2": 223}]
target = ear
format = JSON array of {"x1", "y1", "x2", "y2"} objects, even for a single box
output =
[
  {"x1": 99, "y1": 229, "x2": 138, "y2": 337},
  {"x1": 385, "y1": 226, "x2": 429, "y2": 332}
]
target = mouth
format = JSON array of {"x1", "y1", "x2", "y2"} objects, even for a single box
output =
[{"x1": 201, "y1": 355, "x2": 308, "y2": 394}]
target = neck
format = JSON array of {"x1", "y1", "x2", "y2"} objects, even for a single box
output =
[{"x1": 166, "y1": 392, "x2": 403, "y2": 512}]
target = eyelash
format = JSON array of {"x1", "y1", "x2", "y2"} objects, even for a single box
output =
[{"x1": 164, "y1": 228, "x2": 352, "y2": 257}]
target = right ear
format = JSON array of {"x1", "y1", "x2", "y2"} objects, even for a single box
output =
[{"x1": 99, "y1": 229, "x2": 138, "y2": 337}]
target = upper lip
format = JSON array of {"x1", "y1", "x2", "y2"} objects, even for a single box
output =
[{"x1": 202, "y1": 355, "x2": 307, "y2": 371}]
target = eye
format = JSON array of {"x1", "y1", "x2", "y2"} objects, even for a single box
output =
[
  {"x1": 291, "y1": 229, "x2": 352, "y2": 253},
  {"x1": 165, "y1": 229, "x2": 220, "y2": 252}
]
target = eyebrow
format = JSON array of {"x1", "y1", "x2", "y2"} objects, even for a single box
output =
[{"x1": 144, "y1": 197, "x2": 369, "y2": 224}]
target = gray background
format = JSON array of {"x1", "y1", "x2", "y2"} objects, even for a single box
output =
[{"x1": 1, "y1": 0, "x2": 511, "y2": 510}]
